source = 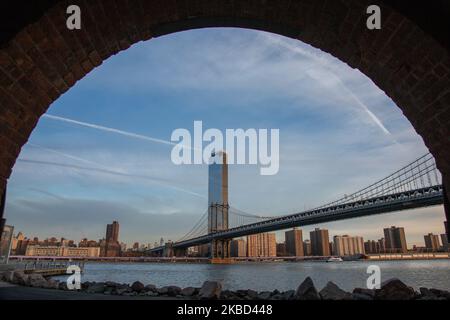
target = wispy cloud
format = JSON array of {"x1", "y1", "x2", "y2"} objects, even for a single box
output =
[
  {"x1": 42, "y1": 114, "x2": 179, "y2": 147},
  {"x1": 17, "y1": 158, "x2": 205, "y2": 199}
]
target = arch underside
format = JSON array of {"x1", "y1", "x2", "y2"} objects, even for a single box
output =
[{"x1": 0, "y1": 0, "x2": 449, "y2": 206}]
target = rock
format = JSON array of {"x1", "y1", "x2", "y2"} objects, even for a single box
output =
[
  {"x1": 115, "y1": 286, "x2": 131, "y2": 295},
  {"x1": 320, "y1": 282, "x2": 352, "y2": 300},
  {"x1": 26, "y1": 274, "x2": 48, "y2": 288},
  {"x1": 157, "y1": 287, "x2": 169, "y2": 295},
  {"x1": 46, "y1": 279, "x2": 59, "y2": 289},
  {"x1": 352, "y1": 293, "x2": 374, "y2": 300},
  {"x1": 295, "y1": 277, "x2": 320, "y2": 300},
  {"x1": 145, "y1": 291, "x2": 159, "y2": 297},
  {"x1": 281, "y1": 290, "x2": 295, "y2": 300},
  {"x1": 257, "y1": 291, "x2": 272, "y2": 300},
  {"x1": 198, "y1": 281, "x2": 222, "y2": 300},
  {"x1": 1, "y1": 271, "x2": 14, "y2": 282},
  {"x1": 131, "y1": 281, "x2": 145, "y2": 293},
  {"x1": 144, "y1": 284, "x2": 157, "y2": 292},
  {"x1": 246, "y1": 289, "x2": 259, "y2": 300},
  {"x1": 375, "y1": 278, "x2": 416, "y2": 300},
  {"x1": 429, "y1": 288, "x2": 450, "y2": 299},
  {"x1": 59, "y1": 282, "x2": 68, "y2": 291},
  {"x1": 166, "y1": 286, "x2": 181, "y2": 297},
  {"x1": 12, "y1": 271, "x2": 29, "y2": 285},
  {"x1": 353, "y1": 288, "x2": 376, "y2": 298},
  {"x1": 181, "y1": 287, "x2": 197, "y2": 297},
  {"x1": 85, "y1": 282, "x2": 106, "y2": 294},
  {"x1": 220, "y1": 290, "x2": 239, "y2": 300}
]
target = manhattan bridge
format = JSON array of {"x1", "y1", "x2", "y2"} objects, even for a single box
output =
[{"x1": 150, "y1": 152, "x2": 445, "y2": 262}]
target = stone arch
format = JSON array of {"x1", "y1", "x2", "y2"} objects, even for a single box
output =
[{"x1": 0, "y1": 0, "x2": 449, "y2": 225}]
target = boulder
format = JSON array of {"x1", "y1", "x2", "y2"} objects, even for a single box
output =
[
  {"x1": 352, "y1": 293, "x2": 374, "y2": 300},
  {"x1": 144, "y1": 284, "x2": 157, "y2": 292},
  {"x1": 157, "y1": 286, "x2": 169, "y2": 295},
  {"x1": 1, "y1": 271, "x2": 14, "y2": 282},
  {"x1": 257, "y1": 291, "x2": 272, "y2": 300},
  {"x1": 353, "y1": 288, "x2": 376, "y2": 298},
  {"x1": 375, "y1": 278, "x2": 416, "y2": 300},
  {"x1": 46, "y1": 279, "x2": 60, "y2": 289},
  {"x1": 319, "y1": 282, "x2": 352, "y2": 300},
  {"x1": 181, "y1": 287, "x2": 197, "y2": 297},
  {"x1": 26, "y1": 274, "x2": 48, "y2": 288},
  {"x1": 115, "y1": 286, "x2": 131, "y2": 295},
  {"x1": 295, "y1": 277, "x2": 320, "y2": 300},
  {"x1": 166, "y1": 286, "x2": 182, "y2": 297},
  {"x1": 198, "y1": 281, "x2": 222, "y2": 300},
  {"x1": 12, "y1": 271, "x2": 29, "y2": 285},
  {"x1": 429, "y1": 288, "x2": 450, "y2": 299},
  {"x1": 281, "y1": 290, "x2": 295, "y2": 300},
  {"x1": 131, "y1": 281, "x2": 145, "y2": 293},
  {"x1": 85, "y1": 282, "x2": 106, "y2": 294},
  {"x1": 246, "y1": 289, "x2": 259, "y2": 300}
]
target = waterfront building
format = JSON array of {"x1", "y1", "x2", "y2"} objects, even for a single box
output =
[
  {"x1": 100, "y1": 221, "x2": 121, "y2": 257},
  {"x1": 285, "y1": 228, "x2": 304, "y2": 256},
  {"x1": 276, "y1": 243, "x2": 287, "y2": 256},
  {"x1": 303, "y1": 240, "x2": 312, "y2": 256},
  {"x1": 333, "y1": 235, "x2": 365, "y2": 256},
  {"x1": 365, "y1": 240, "x2": 378, "y2": 254},
  {"x1": 246, "y1": 233, "x2": 276, "y2": 257},
  {"x1": 230, "y1": 239, "x2": 246, "y2": 257},
  {"x1": 424, "y1": 233, "x2": 441, "y2": 252},
  {"x1": 106, "y1": 221, "x2": 120, "y2": 242},
  {"x1": 377, "y1": 238, "x2": 386, "y2": 253},
  {"x1": 25, "y1": 245, "x2": 100, "y2": 257},
  {"x1": 441, "y1": 234, "x2": 449, "y2": 251},
  {"x1": 310, "y1": 228, "x2": 330, "y2": 256},
  {"x1": 384, "y1": 226, "x2": 408, "y2": 253}
]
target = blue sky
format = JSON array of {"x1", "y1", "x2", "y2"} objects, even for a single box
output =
[{"x1": 4, "y1": 28, "x2": 446, "y2": 247}]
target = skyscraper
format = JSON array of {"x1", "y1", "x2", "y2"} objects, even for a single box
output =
[
  {"x1": 310, "y1": 228, "x2": 330, "y2": 256},
  {"x1": 208, "y1": 151, "x2": 230, "y2": 259},
  {"x1": 441, "y1": 234, "x2": 449, "y2": 251},
  {"x1": 101, "y1": 221, "x2": 121, "y2": 257},
  {"x1": 230, "y1": 239, "x2": 246, "y2": 257},
  {"x1": 285, "y1": 228, "x2": 304, "y2": 256},
  {"x1": 424, "y1": 233, "x2": 441, "y2": 251},
  {"x1": 106, "y1": 221, "x2": 119, "y2": 242},
  {"x1": 208, "y1": 151, "x2": 229, "y2": 233},
  {"x1": 246, "y1": 233, "x2": 276, "y2": 257},
  {"x1": 384, "y1": 226, "x2": 408, "y2": 253},
  {"x1": 333, "y1": 235, "x2": 365, "y2": 256}
]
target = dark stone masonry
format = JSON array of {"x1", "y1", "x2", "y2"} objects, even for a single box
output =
[
  {"x1": 2, "y1": 270, "x2": 450, "y2": 300},
  {"x1": 0, "y1": 1, "x2": 450, "y2": 218}
]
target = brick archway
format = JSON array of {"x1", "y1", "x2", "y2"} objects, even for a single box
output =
[{"x1": 0, "y1": 0, "x2": 449, "y2": 225}]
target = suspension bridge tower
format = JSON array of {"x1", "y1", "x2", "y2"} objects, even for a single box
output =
[{"x1": 208, "y1": 151, "x2": 231, "y2": 262}]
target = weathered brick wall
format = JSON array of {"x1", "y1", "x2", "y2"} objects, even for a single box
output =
[{"x1": 0, "y1": 0, "x2": 449, "y2": 203}]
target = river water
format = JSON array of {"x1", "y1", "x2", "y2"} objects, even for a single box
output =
[{"x1": 53, "y1": 260, "x2": 450, "y2": 292}]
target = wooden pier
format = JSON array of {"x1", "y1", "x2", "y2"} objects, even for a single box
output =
[{"x1": 19, "y1": 260, "x2": 85, "y2": 277}]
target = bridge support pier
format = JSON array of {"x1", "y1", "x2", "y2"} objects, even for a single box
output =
[
  {"x1": 210, "y1": 239, "x2": 233, "y2": 264},
  {"x1": 444, "y1": 179, "x2": 450, "y2": 242},
  {"x1": 0, "y1": 182, "x2": 6, "y2": 239}
]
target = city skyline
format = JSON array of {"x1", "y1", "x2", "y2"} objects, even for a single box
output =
[
  {"x1": 10, "y1": 221, "x2": 447, "y2": 252},
  {"x1": 3, "y1": 28, "x2": 445, "y2": 246}
]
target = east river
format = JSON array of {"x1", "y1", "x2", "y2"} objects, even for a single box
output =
[{"x1": 53, "y1": 259, "x2": 450, "y2": 292}]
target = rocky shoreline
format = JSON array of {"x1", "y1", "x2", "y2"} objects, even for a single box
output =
[{"x1": 1, "y1": 270, "x2": 450, "y2": 300}]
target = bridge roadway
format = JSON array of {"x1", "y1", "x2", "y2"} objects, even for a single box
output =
[{"x1": 151, "y1": 185, "x2": 444, "y2": 253}]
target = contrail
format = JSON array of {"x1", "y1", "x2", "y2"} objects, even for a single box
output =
[
  {"x1": 17, "y1": 158, "x2": 206, "y2": 199},
  {"x1": 27, "y1": 143, "x2": 123, "y2": 172},
  {"x1": 261, "y1": 33, "x2": 392, "y2": 136},
  {"x1": 42, "y1": 114, "x2": 191, "y2": 148}
]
